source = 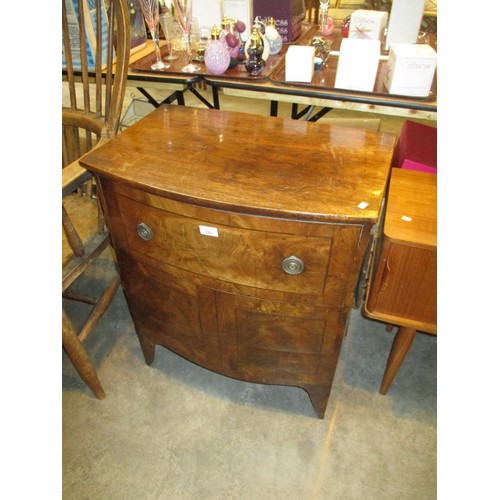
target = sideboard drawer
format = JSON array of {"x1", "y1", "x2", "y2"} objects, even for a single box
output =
[{"x1": 117, "y1": 194, "x2": 332, "y2": 296}]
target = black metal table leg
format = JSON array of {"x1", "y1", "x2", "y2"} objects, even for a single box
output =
[
  {"x1": 136, "y1": 87, "x2": 184, "y2": 107},
  {"x1": 136, "y1": 88, "x2": 161, "y2": 108},
  {"x1": 187, "y1": 84, "x2": 215, "y2": 109},
  {"x1": 212, "y1": 86, "x2": 220, "y2": 109},
  {"x1": 292, "y1": 104, "x2": 314, "y2": 120},
  {"x1": 309, "y1": 107, "x2": 332, "y2": 122},
  {"x1": 176, "y1": 90, "x2": 185, "y2": 106}
]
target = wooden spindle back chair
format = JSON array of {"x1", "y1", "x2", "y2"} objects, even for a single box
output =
[
  {"x1": 62, "y1": 0, "x2": 130, "y2": 160},
  {"x1": 62, "y1": 0, "x2": 130, "y2": 398}
]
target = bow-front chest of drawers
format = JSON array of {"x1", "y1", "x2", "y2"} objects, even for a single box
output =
[{"x1": 81, "y1": 105, "x2": 395, "y2": 418}]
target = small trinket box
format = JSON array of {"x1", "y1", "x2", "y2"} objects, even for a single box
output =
[{"x1": 348, "y1": 10, "x2": 388, "y2": 42}]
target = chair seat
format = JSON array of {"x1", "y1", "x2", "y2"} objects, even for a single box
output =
[{"x1": 62, "y1": 192, "x2": 100, "y2": 269}]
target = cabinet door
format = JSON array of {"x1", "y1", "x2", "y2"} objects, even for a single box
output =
[
  {"x1": 366, "y1": 242, "x2": 437, "y2": 327},
  {"x1": 215, "y1": 291, "x2": 344, "y2": 385},
  {"x1": 118, "y1": 257, "x2": 221, "y2": 368}
]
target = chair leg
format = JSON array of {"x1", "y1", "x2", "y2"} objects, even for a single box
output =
[
  {"x1": 379, "y1": 326, "x2": 417, "y2": 395},
  {"x1": 62, "y1": 309, "x2": 106, "y2": 399},
  {"x1": 78, "y1": 275, "x2": 121, "y2": 343}
]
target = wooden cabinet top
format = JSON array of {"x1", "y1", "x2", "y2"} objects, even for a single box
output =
[
  {"x1": 81, "y1": 105, "x2": 395, "y2": 224},
  {"x1": 384, "y1": 168, "x2": 437, "y2": 248}
]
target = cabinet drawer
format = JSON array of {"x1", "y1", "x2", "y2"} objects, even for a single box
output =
[{"x1": 117, "y1": 194, "x2": 332, "y2": 296}]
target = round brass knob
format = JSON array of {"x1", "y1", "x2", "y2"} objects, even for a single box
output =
[
  {"x1": 281, "y1": 256, "x2": 304, "y2": 275},
  {"x1": 136, "y1": 222, "x2": 153, "y2": 241}
]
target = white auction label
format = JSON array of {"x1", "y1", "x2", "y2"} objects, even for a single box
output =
[{"x1": 199, "y1": 225, "x2": 219, "y2": 237}]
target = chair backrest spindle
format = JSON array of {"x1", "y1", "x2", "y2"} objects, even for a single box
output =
[
  {"x1": 62, "y1": 0, "x2": 77, "y2": 110},
  {"x1": 76, "y1": 0, "x2": 91, "y2": 113},
  {"x1": 104, "y1": 0, "x2": 115, "y2": 123},
  {"x1": 95, "y1": 0, "x2": 103, "y2": 118},
  {"x1": 62, "y1": 0, "x2": 130, "y2": 166}
]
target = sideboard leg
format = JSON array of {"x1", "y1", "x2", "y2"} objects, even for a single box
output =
[
  {"x1": 303, "y1": 384, "x2": 331, "y2": 419},
  {"x1": 380, "y1": 326, "x2": 417, "y2": 395},
  {"x1": 138, "y1": 337, "x2": 156, "y2": 366}
]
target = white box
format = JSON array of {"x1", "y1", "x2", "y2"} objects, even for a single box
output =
[
  {"x1": 348, "y1": 10, "x2": 388, "y2": 42},
  {"x1": 384, "y1": 0, "x2": 425, "y2": 50},
  {"x1": 384, "y1": 43, "x2": 437, "y2": 97},
  {"x1": 334, "y1": 38, "x2": 381, "y2": 92},
  {"x1": 222, "y1": 0, "x2": 252, "y2": 40},
  {"x1": 193, "y1": 0, "x2": 223, "y2": 35},
  {"x1": 285, "y1": 45, "x2": 315, "y2": 83}
]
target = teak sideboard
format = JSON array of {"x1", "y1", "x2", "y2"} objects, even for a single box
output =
[
  {"x1": 364, "y1": 168, "x2": 437, "y2": 394},
  {"x1": 81, "y1": 105, "x2": 395, "y2": 418}
]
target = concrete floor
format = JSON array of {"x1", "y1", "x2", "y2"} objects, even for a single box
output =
[{"x1": 63, "y1": 246, "x2": 436, "y2": 499}]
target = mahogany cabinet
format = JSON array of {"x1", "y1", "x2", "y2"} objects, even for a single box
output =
[{"x1": 81, "y1": 105, "x2": 395, "y2": 417}]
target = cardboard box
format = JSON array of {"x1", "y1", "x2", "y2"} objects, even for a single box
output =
[
  {"x1": 285, "y1": 45, "x2": 315, "y2": 82},
  {"x1": 401, "y1": 159, "x2": 437, "y2": 174},
  {"x1": 384, "y1": 43, "x2": 437, "y2": 97},
  {"x1": 392, "y1": 120, "x2": 437, "y2": 174},
  {"x1": 348, "y1": 10, "x2": 388, "y2": 42},
  {"x1": 252, "y1": 0, "x2": 305, "y2": 43},
  {"x1": 222, "y1": 0, "x2": 252, "y2": 40},
  {"x1": 384, "y1": 0, "x2": 425, "y2": 50},
  {"x1": 334, "y1": 38, "x2": 381, "y2": 92}
]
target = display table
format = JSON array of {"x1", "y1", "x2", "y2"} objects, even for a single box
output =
[
  {"x1": 205, "y1": 26, "x2": 437, "y2": 121},
  {"x1": 64, "y1": 27, "x2": 437, "y2": 120},
  {"x1": 81, "y1": 105, "x2": 395, "y2": 418},
  {"x1": 124, "y1": 26, "x2": 437, "y2": 119},
  {"x1": 364, "y1": 168, "x2": 437, "y2": 394}
]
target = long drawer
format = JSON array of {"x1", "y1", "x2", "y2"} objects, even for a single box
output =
[{"x1": 116, "y1": 193, "x2": 333, "y2": 296}]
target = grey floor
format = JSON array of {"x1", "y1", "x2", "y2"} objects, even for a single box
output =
[
  {"x1": 63, "y1": 81, "x2": 437, "y2": 498},
  {"x1": 63, "y1": 248, "x2": 436, "y2": 500}
]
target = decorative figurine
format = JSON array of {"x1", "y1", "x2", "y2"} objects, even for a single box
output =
[
  {"x1": 322, "y1": 16, "x2": 335, "y2": 36},
  {"x1": 310, "y1": 36, "x2": 331, "y2": 70},
  {"x1": 318, "y1": 0, "x2": 335, "y2": 35},
  {"x1": 341, "y1": 16, "x2": 351, "y2": 37}
]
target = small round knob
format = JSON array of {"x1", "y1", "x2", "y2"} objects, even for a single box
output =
[
  {"x1": 281, "y1": 256, "x2": 304, "y2": 275},
  {"x1": 136, "y1": 222, "x2": 153, "y2": 241}
]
